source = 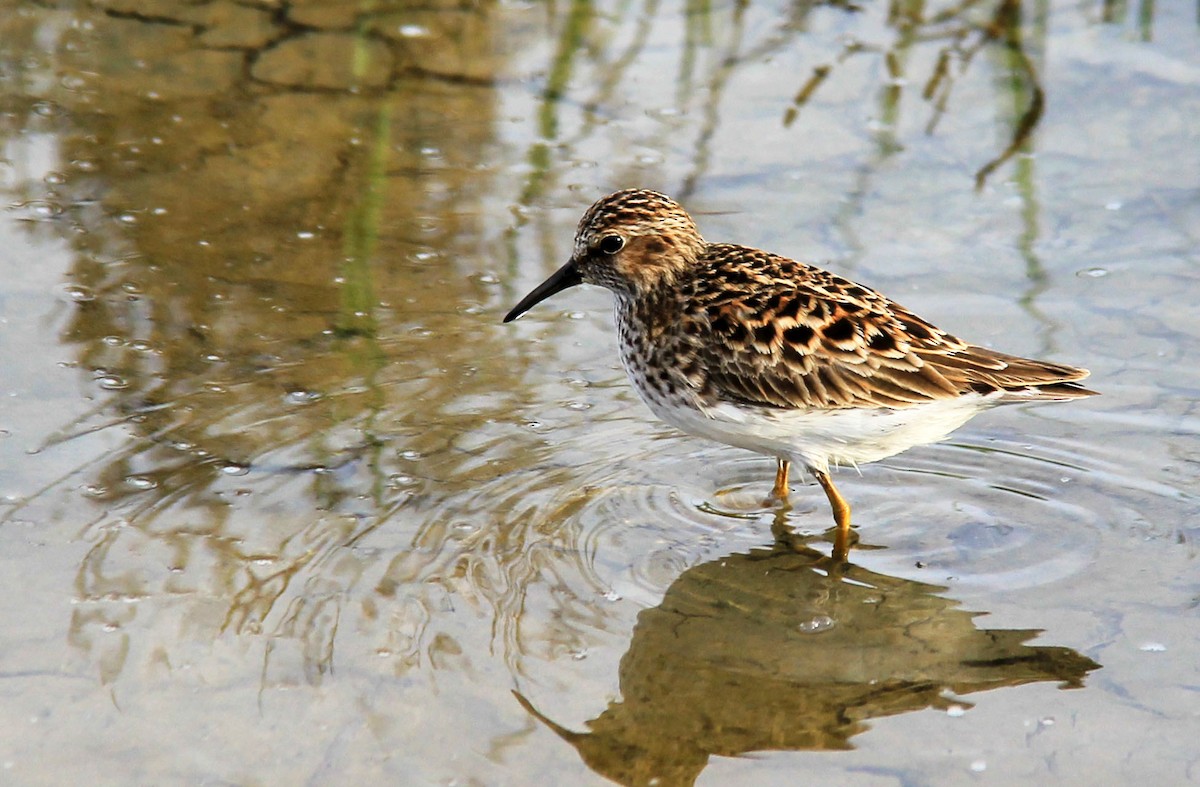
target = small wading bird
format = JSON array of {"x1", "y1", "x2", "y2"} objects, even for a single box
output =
[{"x1": 504, "y1": 189, "x2": 1095, "y2": 559}]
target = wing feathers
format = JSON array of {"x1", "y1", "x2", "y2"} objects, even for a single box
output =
[{"x1": 682, "y1": 246, "x2": 1096, "y2": 410}]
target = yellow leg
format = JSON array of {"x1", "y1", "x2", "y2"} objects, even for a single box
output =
[
  {"x1": 814, "y1": 469, "x2": 852, "y2": 561},
  {"x1": 772, "y1": 459, "x2": 790, "y2": 500}
]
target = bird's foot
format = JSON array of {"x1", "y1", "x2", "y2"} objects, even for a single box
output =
[
  {"x1": 828, "y1": 525, "x2": 858, "y2": 563},
  {"x1": 762, "y1": 489, "x2": 790, "y2": 508}
]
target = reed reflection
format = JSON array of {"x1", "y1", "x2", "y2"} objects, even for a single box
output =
[{"x1": 516, "y1": 525, "x2": 1099, "y2": 787}]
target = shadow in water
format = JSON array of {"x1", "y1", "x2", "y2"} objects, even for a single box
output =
[{"x1": 515, "y1": 518, "x2": 1099, "y2": 787}]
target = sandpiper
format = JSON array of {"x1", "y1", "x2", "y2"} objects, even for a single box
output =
[{"x1": 505, "y1": 189, "x2": 1095, "y2": 558}]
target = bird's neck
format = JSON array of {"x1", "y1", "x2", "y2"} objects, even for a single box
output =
[{"x1": 615, "y1": 284, "x2": 679, "y2": 342}]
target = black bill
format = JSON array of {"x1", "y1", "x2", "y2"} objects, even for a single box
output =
[{"x1": 503, "y1": 261, "x2": 583, "y2": 322}]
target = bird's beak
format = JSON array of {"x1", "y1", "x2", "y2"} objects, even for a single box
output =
[{"x1": 503, "y1": 261, "x2": 583, "y2": 323}]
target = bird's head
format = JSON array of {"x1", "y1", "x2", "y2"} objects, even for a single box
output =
[{"x1": 504, "y1": 189, "x2": 705, "y2": 322}]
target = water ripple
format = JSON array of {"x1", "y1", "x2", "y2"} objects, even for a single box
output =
[{"x1": 516, "y1": 416, "x2": 1186, "y2": 602}]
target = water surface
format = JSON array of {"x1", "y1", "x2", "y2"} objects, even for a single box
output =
[{"x1": 1, "y1": 0, "x2": 1198, "y2": 784}]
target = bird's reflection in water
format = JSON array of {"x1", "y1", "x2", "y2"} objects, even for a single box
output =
[{"x1": 515, "y1": 520, "x2": 1099, "y2": 787}]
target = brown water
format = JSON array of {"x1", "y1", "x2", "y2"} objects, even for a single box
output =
[{"x1": 1, "y1": 0, "x2": 1198, "y2": 784}]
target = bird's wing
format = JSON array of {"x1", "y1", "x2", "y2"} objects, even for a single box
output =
[{"x1": 680, "y1": 246, "x2": 1092, "y2": 410}]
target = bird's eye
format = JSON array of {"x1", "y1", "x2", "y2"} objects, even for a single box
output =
[{"x1": 598, "y1": 235, "x2": 625, "y2": 255}]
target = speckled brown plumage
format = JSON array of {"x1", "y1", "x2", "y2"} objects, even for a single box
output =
[{"x1": 504, "y1": 189, "x2": 1096, "y2": 559}]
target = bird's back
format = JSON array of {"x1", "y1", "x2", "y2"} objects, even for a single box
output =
[{"x1": 646, "y1": 243, "x2": 1097, "y2": 413}]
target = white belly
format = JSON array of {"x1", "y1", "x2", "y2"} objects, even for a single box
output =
[{"x1": 639, "y1": 390, "x2": 997, "y2": 475}]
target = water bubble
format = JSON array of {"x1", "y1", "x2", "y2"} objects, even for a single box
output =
[
  {"x1": 602, "y1": 589, "x2": 622, "y2": 602},
  {"x1": 125, "y1": 475, "x2": 157, "y2": 490},
  {"x1": 296, "y1": 231, "x2": 314, "y2": 240},
  {"x1": 946, "y1": 704, "x2": 966, "y2": 718},
  {"x1": 219, "y1": 462, "x2": 250, "y2": 477},
  {"x1": 102, "y1": 335, "x2": 123, "y2": 346},
  {"x1": 97, "y1": 375, "x2": 127, "y2": 390},
  {"x1": 117, "y1": 213, "x2": 137, "y2": 224},
  {"x1": 397, "y1": 24, "x2": 429, "y2": 37},
  {"x1": 570, "y1": 648, "x2": 589, "y2": 661},
  {"x1": 400, "y1": 450, "x2": 421, "y2": 461},
  {"x1": 81, "y1": 484, "x2": 107, "y2": 497},
  {"x1": 15, "y1": 200, "x2": 65, "y2": 219},
  {"x1": 1105, "y1": 200, "x2": 1123, "y2": 211},
  {"x1": 152, "y1": 207, "x2": 167, "y2": 216},
  {"x1": 40, "y1": 202, "x2": 64, "y2": 218},
  {"x1": 566, "y1": 401, "x2": 592, "y2": 411},
  {"x1": 44, "y1": 171, "x2": 67, "y2": 185},
  {"x1": 1139, "y1": 642, "x2": 1167, "y2": 652},
  {"x1": 1079, "y1": 267, "x2": 1108, "y2": 278},
  {"x1": 283, "y1": 389, "x2": 321, "y2": 405},
  {"x1": 797, "y1": 615, "x2": 835, "y2": 634},
  {"x1": 969, "y1": 760, "x2": 987, "y2": 773},
  {"x1": 1039, "y1": 717, "x2": 1055, "y2": 727}
]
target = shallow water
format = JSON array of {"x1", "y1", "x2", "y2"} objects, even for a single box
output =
[{"x1": 1, "y1": 0, "x2": 1198, "y2": 784}]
